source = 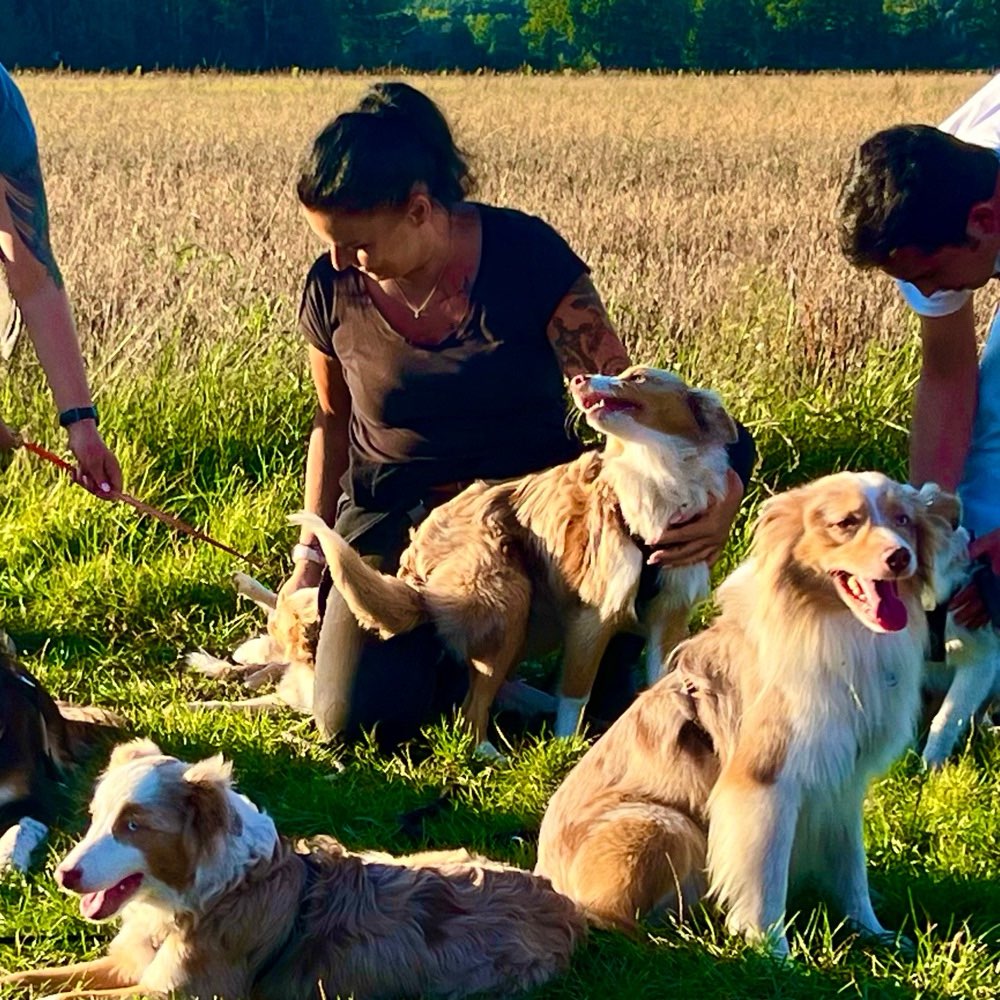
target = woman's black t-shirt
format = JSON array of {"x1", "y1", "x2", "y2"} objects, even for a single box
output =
[{"x1": 298, "y1": 203, "x2": 587, "y2": 539}]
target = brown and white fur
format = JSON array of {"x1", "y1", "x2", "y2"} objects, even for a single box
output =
[
  {"x1": 535, "y1": 473, "x2": 963, "y2": 956},
  {"x1": 186, "y1": 573, "x2": 319, "y2": 715},
  {"x1": 294, "y1": 366, "x2": 737, "y2": 750},
  {"x1": 0, "y1": 739, "x2": 585, "y2": 1000},
  {"x1": 0, "y1": 634, "x2": 121, "y2": 873},
  {"x1": 920, "y1": 553, "x2": 1000, "y2": 768}
]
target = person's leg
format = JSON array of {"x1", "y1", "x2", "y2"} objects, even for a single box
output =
[
  {"x1": 584, "y1": 632, "x2": 643, "y2": 730},
  {"x1": 311, "y1": 581, "x2": 368, "y2": 740},
  {"x1": 310, "y1": 507, "x2": 467, "y2": 748},
  {"x1": 340, "y1": 624, "x2": 467, "y2": 750}
]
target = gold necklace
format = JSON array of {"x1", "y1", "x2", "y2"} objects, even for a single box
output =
[{"x1": 392, "y1": 218, "x2": 451, "y2": 320}]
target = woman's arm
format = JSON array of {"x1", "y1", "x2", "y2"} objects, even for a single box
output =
[
  {"x1": 545, "y1": 274, "x2": 632, "y2": 378},
  {"x1": 283, "y1": 346, "x2": 352, "y2": 593}
]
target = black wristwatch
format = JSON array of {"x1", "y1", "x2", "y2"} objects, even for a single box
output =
[{"x1": 58, "y1": 405, "x2": 99, "y2": 428}]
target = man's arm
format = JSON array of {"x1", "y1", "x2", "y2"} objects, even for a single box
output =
[
  {"x1": 910, "y1": 300, "x2": 978, "y2": 491},
  {"x1": 910, "y1": 301, "x2": 993, "y2": 627},
  {"x1": 0, "y1": 169, "x2": 121, "y2": 493}
]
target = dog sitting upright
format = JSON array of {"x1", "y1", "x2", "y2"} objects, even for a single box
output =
[
  {"x1": 0, "y1": 739, "x2": 585, "y2": 1000},
  {"x1": 535, "y1": 474, "x2": 962, "y2": 956},
  {"x1": 293, "y1": 365, "x2": 737, "y2": 748}
]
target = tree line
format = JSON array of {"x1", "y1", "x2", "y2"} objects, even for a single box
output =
[{"x1": 1, "y1": 0, "x2": 997, "y2": 72}]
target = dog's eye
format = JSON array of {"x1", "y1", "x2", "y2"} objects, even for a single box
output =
[
  {"x1": 834, "y1": 514, "x2": 860, "y2": 530},
  {"x1": 126, "y1": 820, "x2": 140, "y2": 833},
  {"x1": 895, "y1": 513, "x2": 911, "y2": 527},
  {"x1": 623, "y1": 373, "x2": 646, "y2": 384}
]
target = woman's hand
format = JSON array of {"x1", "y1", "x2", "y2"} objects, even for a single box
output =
[
  {"x1": 280, "y1": 558, "x2": 325, "y2": 598},
  {"x1": 646, "y1": 468, "x2": 744, "y2": 569},
  {"x1": 67, "y1": 420, "x2": 122, "y2": 497}
]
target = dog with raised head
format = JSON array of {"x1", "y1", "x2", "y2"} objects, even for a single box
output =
[
  {"x1": 535, "y1": 473, "x2": 963, "y2": 956},
  {"x1": 0, "y1": 739, "x2": 585, "y2": 1000},
  {"x1": 293, "y1": 365, "x2": 737, "y2": 750}
]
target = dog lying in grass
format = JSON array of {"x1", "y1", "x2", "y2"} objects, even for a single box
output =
[
  {"x1": 186, "y1": 572, "x2": 319, "y2": 715},
  {"x1": 0, "y1": 739, "x2": 585, "y2": 999},
  {"x1": 294, "y1": 365, "x2": 737, "y2": 752},
  {"x1": 0, "y1": 634, "x2": 122, "y2": 874},
  {"x1": 535, "y1": 473, "x2": 963, "y2": 956}
]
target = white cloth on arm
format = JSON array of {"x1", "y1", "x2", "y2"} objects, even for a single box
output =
[{"x1": 958, "y1": 306, "x2": 1000, "y2": 538}]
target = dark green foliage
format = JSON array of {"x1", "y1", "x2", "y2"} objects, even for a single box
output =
[{"x1": 0, "y1": 0, "x2": 997, "y2": 71}]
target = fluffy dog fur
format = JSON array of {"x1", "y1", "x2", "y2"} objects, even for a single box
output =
[
  {"x1": 293, "y1": 365, "x2": 737, "y2": 747},
  {"x1": 534, "y1": 472, "x2": 962, "y2": 955},
  {"x1": 186, "y1": 573, "x2": 319, "y2": 715},
  {"x1": 921, "y1": 562, "x2": 1000, "y2": 768},
  {"x1": 0, "y1": 635, "x2": 121, "y2": 872},
  {"x1": 0, "y1": 739, "x2": 585, "y2": 1000}
]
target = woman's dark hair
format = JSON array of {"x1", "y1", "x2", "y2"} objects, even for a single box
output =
[
  {"x1": 838, "y1": 124, "x2": 999, "y2": 269},
  {"x1": 297, "y1": 82, "x2": 474, "y2": 213}
]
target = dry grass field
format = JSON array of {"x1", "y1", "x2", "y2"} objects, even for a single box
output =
[
  {"x1": 12, "y1": 72, "x2": 995, "y2": 381},
  {"x1": 2, "y1": 72, "x2": 999, "y2": 999}
]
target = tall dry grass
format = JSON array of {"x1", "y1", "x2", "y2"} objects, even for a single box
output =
[{"x1": 11, "y1": 71, "x2": 996, "y2": 398}]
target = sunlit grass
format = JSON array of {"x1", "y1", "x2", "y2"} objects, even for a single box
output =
[{"x1": 2, "y1": 72, "x2": 999, "y2": 999}]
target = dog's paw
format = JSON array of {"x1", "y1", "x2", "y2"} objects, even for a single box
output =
[
  {"x1": 870, "y1": 929, "x2": 916, "y2": 958},
  {"x1": 474, "y1": 740, "x2": 508, "y2": 763},
  {"x1": 185, "y1": 649, "x2": 236, "y2": 679},
  {"x1": 920, "y1": 736, "x2": 952, "y2": 771},
  {"x1": 0, "y1": 817, "x2": 48, "y2": 873}
]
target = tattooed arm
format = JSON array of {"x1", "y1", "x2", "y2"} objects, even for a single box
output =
[{"x1": 546, "y1": 274, "x2": 632, "y2": 378}]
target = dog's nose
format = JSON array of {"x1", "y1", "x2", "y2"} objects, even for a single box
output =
[
  {"x1": 56, "y1": 864, "x2": 83, "y2": 890},
  {"x1": 885, "y1": 547, "x2": 911, "y2": 574}
]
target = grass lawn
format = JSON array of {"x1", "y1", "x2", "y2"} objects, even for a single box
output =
[{"x1": 1, "y1": 71, "x2": 999, "y2": 999}]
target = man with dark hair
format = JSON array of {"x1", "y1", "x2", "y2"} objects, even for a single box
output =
[{"x1": 839, "y1": 75, "x2": 1000, "y2": 631}]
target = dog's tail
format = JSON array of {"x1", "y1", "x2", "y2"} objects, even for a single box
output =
[{"x1": 289, "y1": 512, "x2": 426, "y2": 638}]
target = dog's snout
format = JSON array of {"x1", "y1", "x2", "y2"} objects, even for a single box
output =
[
  {"x1": 885, "y1": 547, "x2": 911, "y2": 575},
  {"x1": 56, "y1": 864, "x2": 83, "y2": 890}
]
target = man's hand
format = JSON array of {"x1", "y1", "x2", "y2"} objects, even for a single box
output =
[
  {"x1": 950, "y1": 527, "x2": 1000, "y2": 630},
  {"x1": 646, "y1": 468, "x2": 744, "y2": 569},
  {"x1": 0, "y1": 417, "x2": 22, "y2": 472},
  {"x1": 66, "y1": 420, "x2": 122, "y2": 497}
]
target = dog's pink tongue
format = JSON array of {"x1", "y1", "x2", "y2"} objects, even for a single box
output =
[
  {"x1": 867, "y1": 579, "x2": 907, "y2": 632},
  {"x1": 80, "y1": 873, "x2": 144, "y2": 920}
]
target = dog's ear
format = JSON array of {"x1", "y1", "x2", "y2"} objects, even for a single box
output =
[
  {"x1": 752, "y1": 487, "x2": 806, "y2": 554},
  {"x1": 277, "y1": 586, "x2": 320, "y2": 624},
  {"x1": 183, "y1": 755, "x2": 242, "y2": 841},
  {"x1": 107, "y1": 738, "x2": 162, "y2": 771},
  {"x1": 184, "y1": 754, "x2": 233, "y2": 787},
  {"x1": 686, "y1": 388, "x2": 739, "y2": 445},
  {"x1": 911, "y1": 484, "x2": 968, "y2": 607},
  {"x1": 915, "y1": 481, "x2": 962, "y2": 529}
]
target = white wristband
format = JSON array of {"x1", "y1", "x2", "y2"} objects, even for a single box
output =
[{"x1": 292, "y1": 543, "x2": 326, "y2": 566}]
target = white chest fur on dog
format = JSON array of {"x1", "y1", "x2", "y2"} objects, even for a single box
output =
[
  {"x1": 0, "y1": 739, "x2": 585, "y2": 1000},
  {"x1": 295, "y1": 365, "x2": 739, "y2": 751}
]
